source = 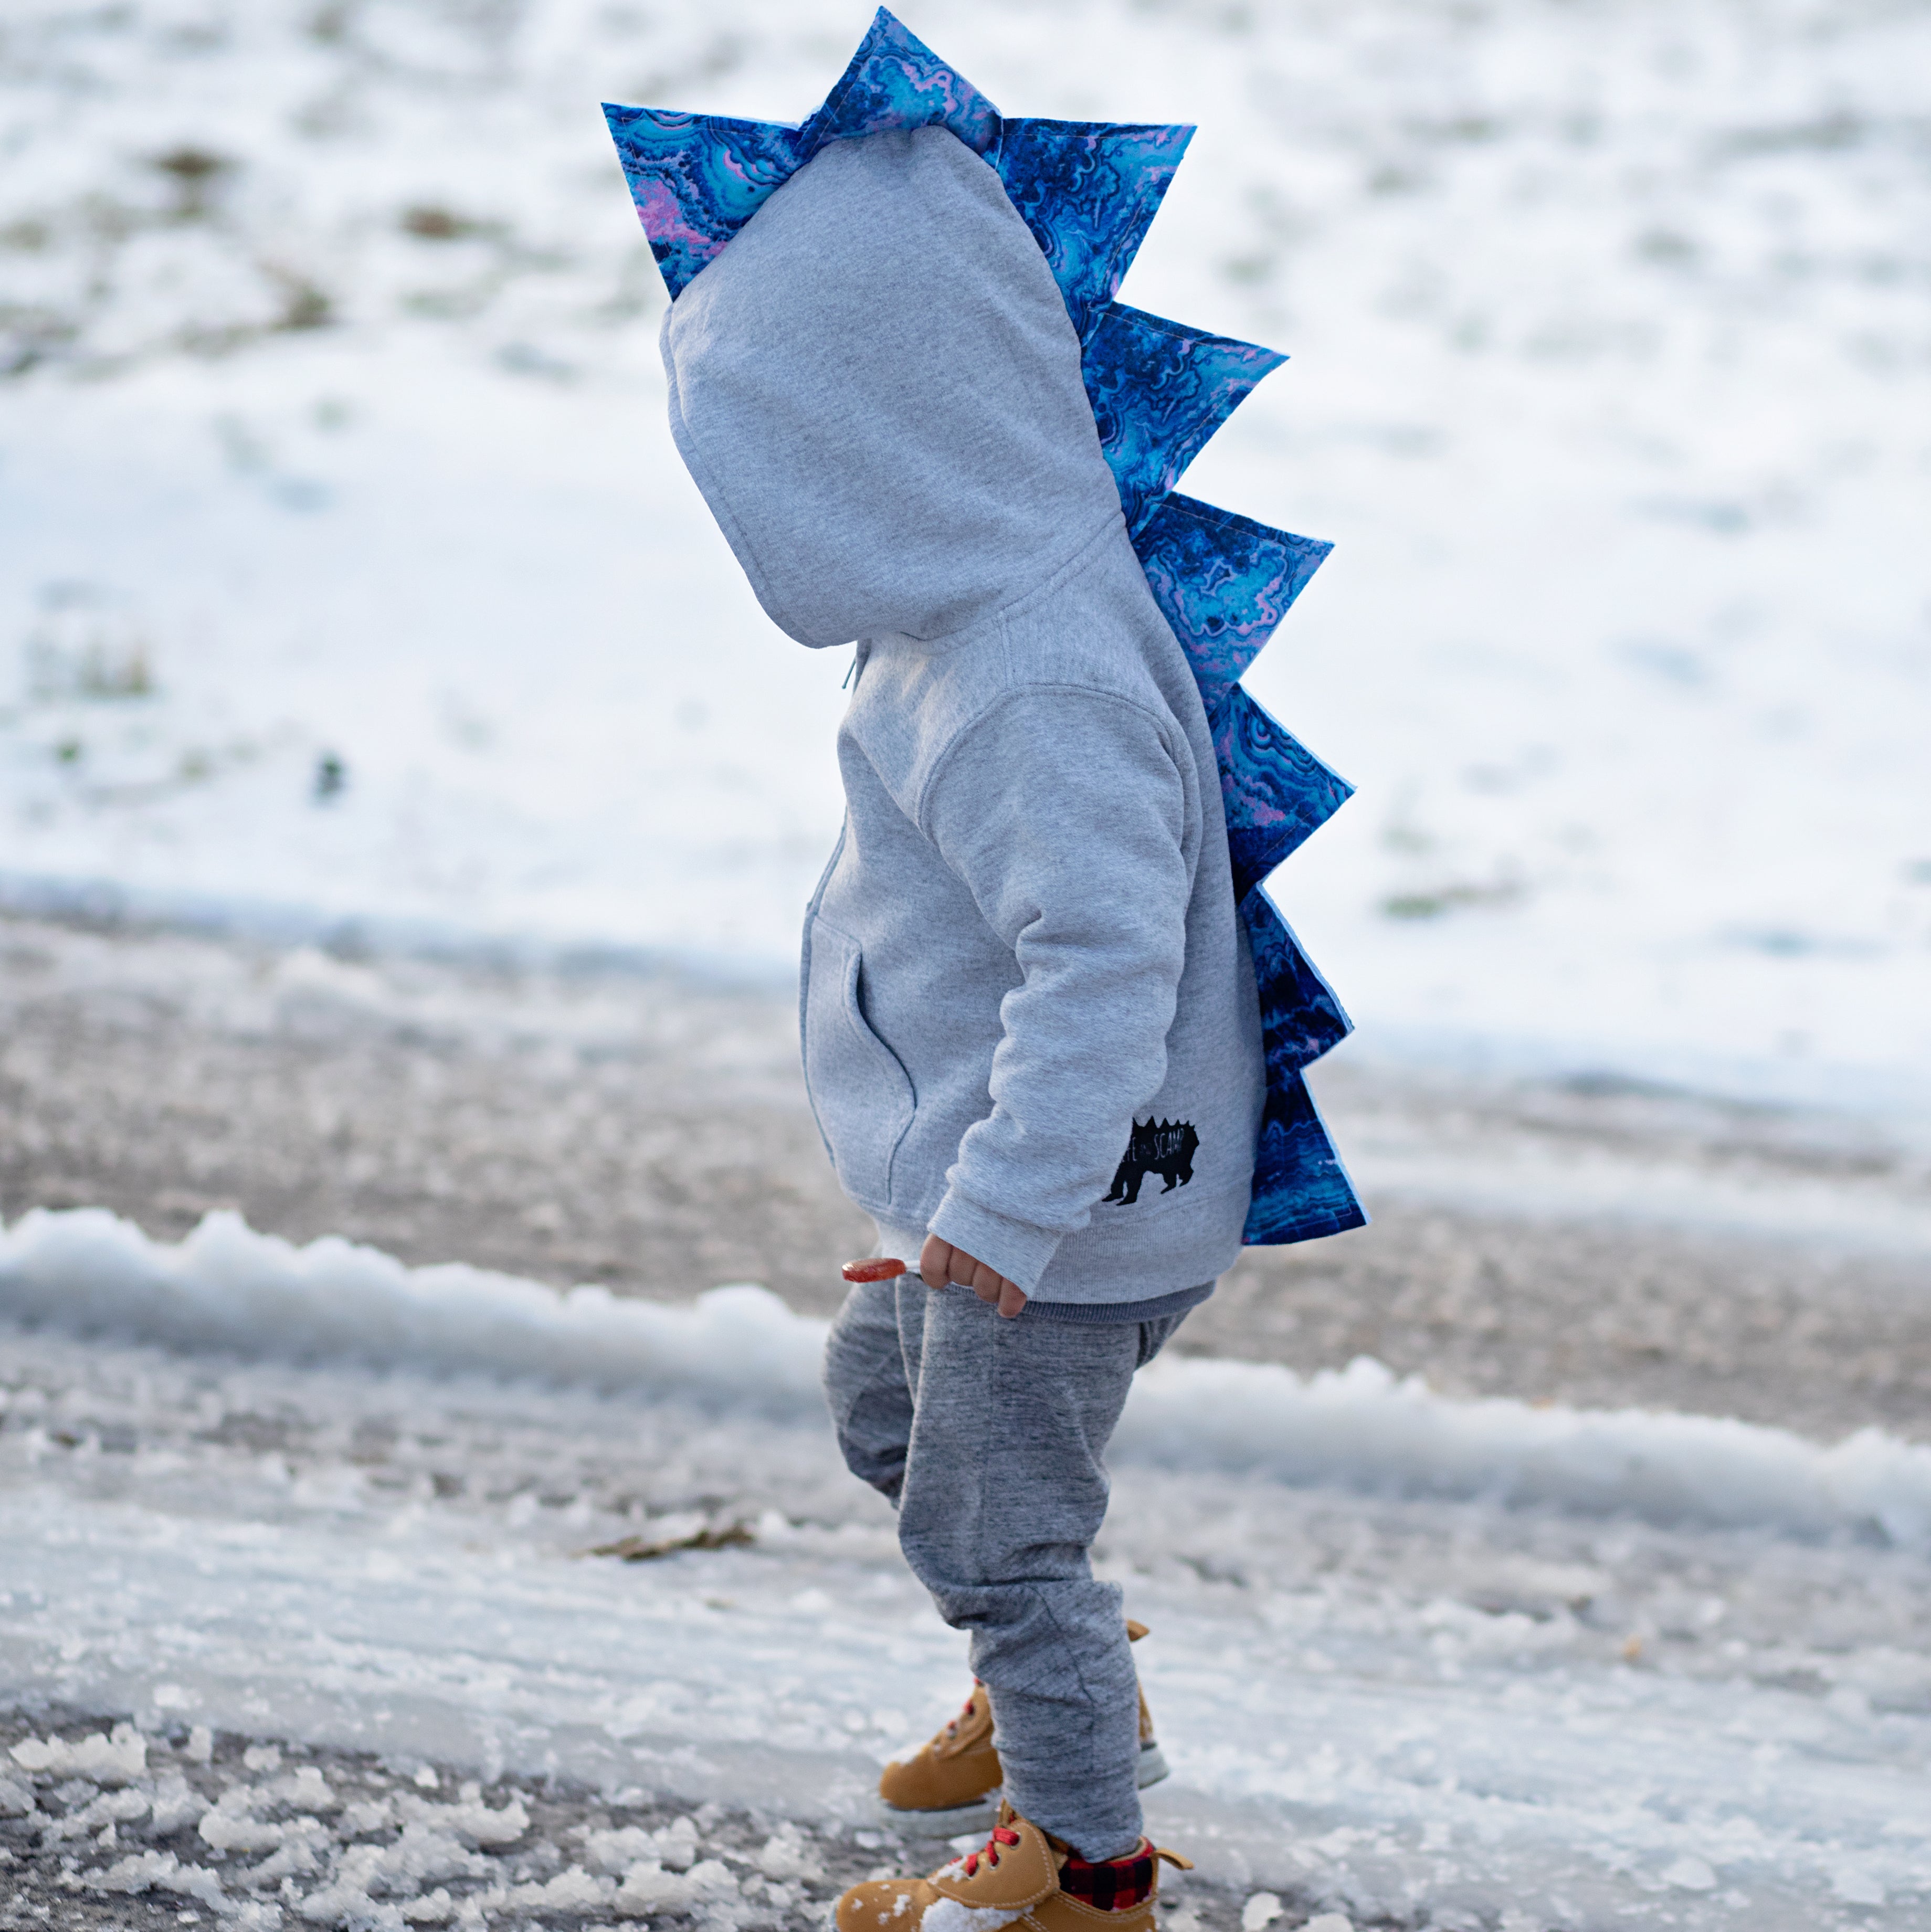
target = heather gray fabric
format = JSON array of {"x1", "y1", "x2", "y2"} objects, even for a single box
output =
[
  {"x1": 872, "y1": 1220, "x2": 1213, "y2": 1325},
  {"x1": 821, "y1": 1273, "x2": 1192, "y2": 1859},
  {"x1": 661, "y1": 124, "x2": 1265, "y2": 1304}
]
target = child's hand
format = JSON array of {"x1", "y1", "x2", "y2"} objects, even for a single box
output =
[{"x1": 920, "y1": 1235, "x2": 1027, "y2": 1319}]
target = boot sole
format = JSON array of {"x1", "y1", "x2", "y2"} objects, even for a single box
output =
[{"x1": 880, "y1": 1741, "x2": 1171, "y2": 1836}]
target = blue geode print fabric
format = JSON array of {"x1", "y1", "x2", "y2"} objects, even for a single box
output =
[
  {"x1": 995, "y1": 121, "x2": 1194, "y2": 342},
  {"x1": 1242, "y1": 886, "x2": 1354, "y2": 1077},
  {"x1": 1080, "y1": 304, "x2": 1287, "y2": 537},
  {"x1": 1212, "y1": 688, "x2": 1356, "y2": 903},
  {"x1": 1246, "y1": 1071, "x2": 1367, "y2": 1245},
  {"x1": 605, "y1": 6, "x2": 1367, "y2": 1247},
  {"x1": 603, "y1": 108, "x2": 801, "y2": 302},
  {"x1": 796, "y1": 7, "x2": 1000, "y2": 162},
  {"x1": 1240, "y1": 886, "x2": 1364, "y2": 1243},
  {"x1": 1132, "y1": 495, "x2": 1332, "y2": 714}
]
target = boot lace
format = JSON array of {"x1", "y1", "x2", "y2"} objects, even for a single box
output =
[
  {"x1": 960, "y1": 1824, "x2": 1020, "y2": 1876},
  {"x1": 943, "y1": 1682, "x2": 980, "y2": 1740}
]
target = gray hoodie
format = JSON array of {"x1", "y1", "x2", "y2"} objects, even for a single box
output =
[{"x1": 660, "y1": 126, "x2": 1263, "y2": 1306}]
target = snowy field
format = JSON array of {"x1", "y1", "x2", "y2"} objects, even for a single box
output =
[
  {"x1": 3, "y1": 0, "x2": 1928, "y2": 1111},
  {"x1": 4, "y1": 1213, "x2": 1931, "y2": 1930}
]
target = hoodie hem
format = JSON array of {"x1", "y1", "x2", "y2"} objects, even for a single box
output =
[{"x1": 1022, "y1": 1279, "x2": 1216, "y2": 1324}]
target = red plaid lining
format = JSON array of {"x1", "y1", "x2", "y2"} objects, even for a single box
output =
[{"x1": 1058, "y1": 1847, "x2": 1156, "y2": 1912}]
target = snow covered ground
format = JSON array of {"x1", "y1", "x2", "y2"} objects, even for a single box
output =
[
  {"x1": 4, "y1": 1212, "x2": 1930, "y2": 1929},
  {"x1": 3, "y1": 0, "x2": 1928, "y2": 1112}
]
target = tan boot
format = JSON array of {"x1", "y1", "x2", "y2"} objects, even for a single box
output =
[
  {"x1": 878, "y1": 1622, "x2": 1169, "y2": 1834},
  {"x1": 834, "y1": 1801, "x2": 1192, "y2": 1932}
]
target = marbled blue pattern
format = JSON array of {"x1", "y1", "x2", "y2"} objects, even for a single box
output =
[
  {"x1": 1132, "y1": 493, "x2": 1332, "y2": 714},
  {"x1": 1240, "y1": 885, "x2": 1353, "y2": 1076},
  {"x1": 1081, "y1": 303, "x2": 1286, "y2": 535},
  {"x1": 1212, "y1": 687, "x2": 1355, "y2": 901},
  {"x1": 796, "y1": 7, "x2": 1000, "y2": 163},
  {"x1": 994, "y1": 120, "x2": 1194, "y2": 341},
  {"x1": 606, "y1": 9, "x2": 1000, "y2": 304},
  {"x1": 603, "y1": 106, "x2": 800, "y2": 301},
  {"x1": 1243, "y1": 1072, "x2": 1369, "y2": 1245},
  {"x1": 1239, "y1": 882, "x2": 1364, "y2": 1241}
]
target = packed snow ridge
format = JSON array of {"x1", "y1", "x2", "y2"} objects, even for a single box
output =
[{"x1": 4, "y1": 1205, "x2": 1928, "y2": 1549}]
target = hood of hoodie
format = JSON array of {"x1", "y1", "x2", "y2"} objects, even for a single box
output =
[{"x1": 659, "y1": 125, "x2": 1125, "y2": 650}]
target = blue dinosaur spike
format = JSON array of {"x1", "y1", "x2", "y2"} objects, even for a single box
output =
[
  {"x1": 1081, "y1": 303, "x2": 1286, "y2": 535},
  {"x1": 1240, "y1": 885, "x2": 1353, "y2": 1074},
  {"x1": 1239, "y1": 888, "x2": 1360, "y2": 1245},
  {"x1": 1132, "y1": 494, "x2": 1331, "y2": 714},
  {"x1": 994, "y1": 120, "x2": 1194, "y2": 341},
  {"x1": 796, "y1": 6, "x2": 1001, "y2": 163},
  {"x1": 1213, "y1": 687, "x2": 1355, "y2": 901},
  {"x1": 1244, "y1": 1072, "x2": 1368, "y2": 1244},
  {"x1": 604, "y1": 105, "x2": 801, "y2": 301}
]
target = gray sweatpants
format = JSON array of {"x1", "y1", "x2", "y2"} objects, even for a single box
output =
[{"x1": 821, "y1": 1275, "x2": 1191, "y2": 1860}]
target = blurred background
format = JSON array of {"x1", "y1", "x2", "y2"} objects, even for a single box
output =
[{"x1": 3, "y1": 0, "x2": 1928, "y2": 1429}]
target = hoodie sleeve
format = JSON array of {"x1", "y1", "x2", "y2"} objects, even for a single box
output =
[{"x1": 918, "y1": 685, "x2": 1196, "y2": 1292}]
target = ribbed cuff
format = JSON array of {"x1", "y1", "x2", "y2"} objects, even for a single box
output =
[{"x1": 927, "y1": 1188, "x2": 1064, "y2": 1296}]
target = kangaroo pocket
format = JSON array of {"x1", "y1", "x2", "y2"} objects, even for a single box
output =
[{"x1": 802, "y1": 914, "x2": 915, "y2": 1206}]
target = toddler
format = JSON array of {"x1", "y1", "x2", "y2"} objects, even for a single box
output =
[{"x1": 660, "y1": 120, "x2": 1262, "y2": 1931}]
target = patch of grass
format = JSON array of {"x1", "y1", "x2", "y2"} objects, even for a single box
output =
[
  {"x1": 30, "y1": 634, "x2": 153, "y2": 701},
  {"x1": 401, "y1": 204, "x2": 483, "y2": 241},
  {"x1": 151, "y1": 146, "x2": 234, "y2": 218},
  {"x1": 1381, "y1": 880, "x2": 1523, "y2": 920},
  {"x1": 275, "y1": 273, "x2": 333, "y2": 332},
  {"x1": 584, "y1": 1521, "x2": 755, "y2": 1563}
]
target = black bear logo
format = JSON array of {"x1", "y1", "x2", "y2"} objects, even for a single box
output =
[{"x1": 1103, "y1": 1118, "x2": 1199, "y2": 1206}]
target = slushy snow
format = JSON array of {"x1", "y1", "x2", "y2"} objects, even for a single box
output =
[{"x1": 4, "y1": 1209, "x2": 1930, "y2": 1928}]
